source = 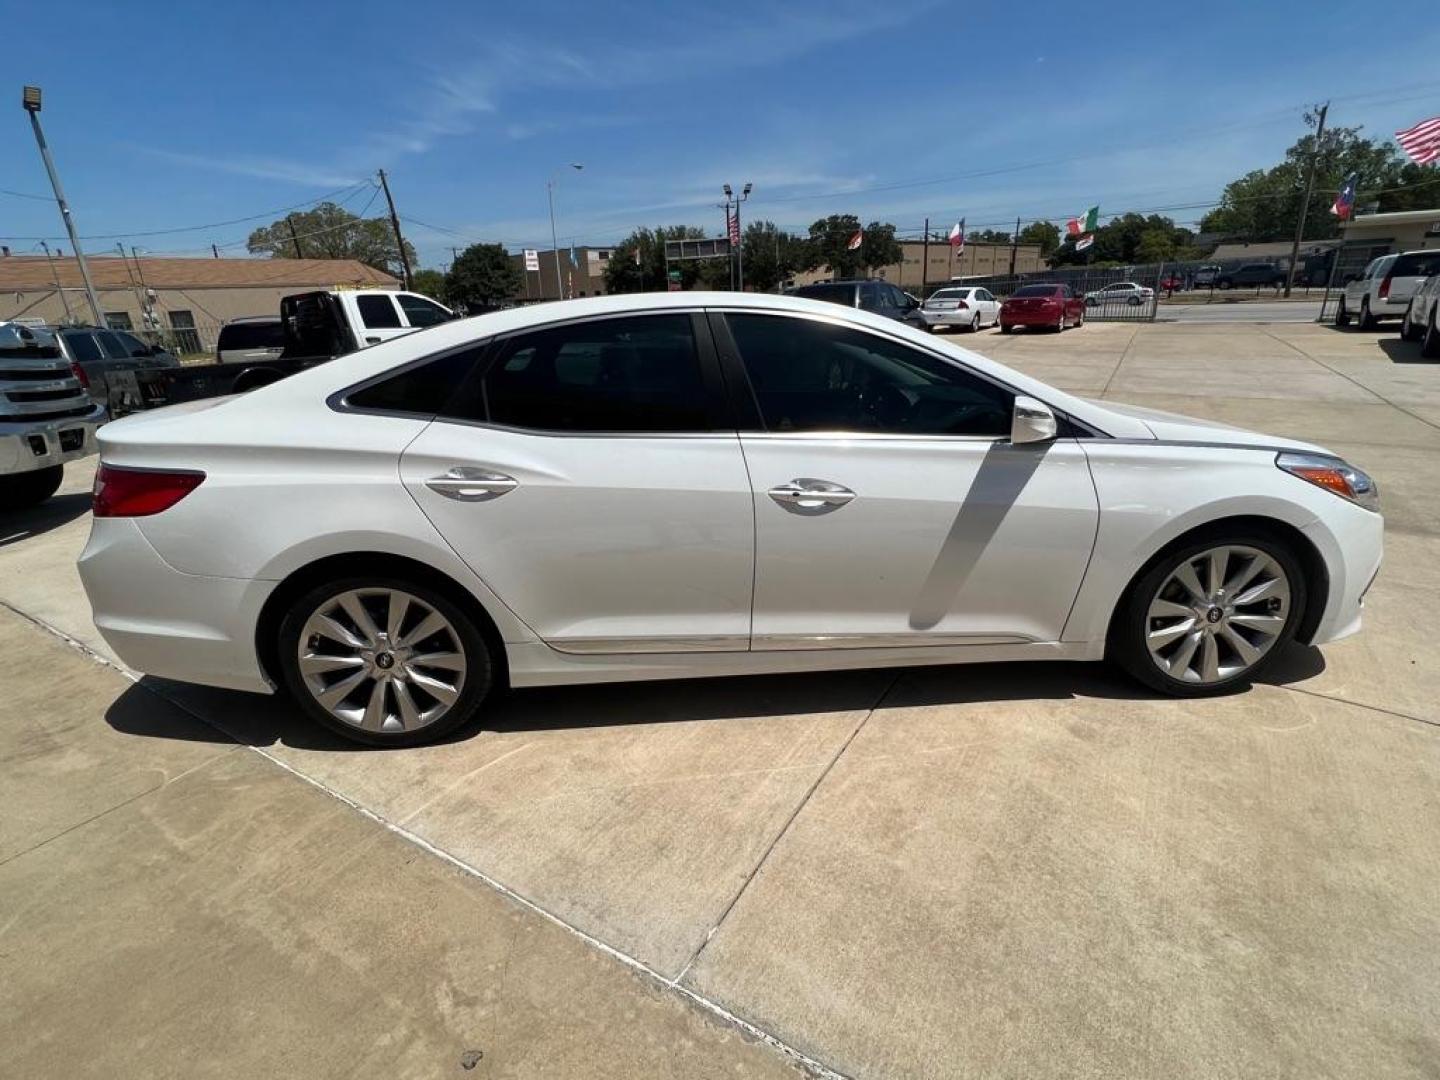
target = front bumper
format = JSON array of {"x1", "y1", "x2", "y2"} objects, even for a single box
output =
[
  {"x1": 0, "y1": 404, "x2": 104, "y2": 476},
  {"x1": 1301, "y1": 505, "x2": 1384, "y2": 645},
  {"x1": 77, "y1": 517, "x2": 276, "y2": 694}
]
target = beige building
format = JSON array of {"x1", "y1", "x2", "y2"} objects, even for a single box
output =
[
  {"x1": 0, "y1": 254, "x2": 398, "y2": 352},
  {"x1": 790, "y1": 240, "x2": 1044, "y2": 291},
  {"x1": 1339, "y1": 208, "x2": 1440, "y2": 256},
  {"x1": 510, "y1": 247, "x2": 616, "y2": 301}
]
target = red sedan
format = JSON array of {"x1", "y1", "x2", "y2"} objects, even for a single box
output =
[{"x1": 999, "y1": 284, "x2": 1085, "y2": 333}]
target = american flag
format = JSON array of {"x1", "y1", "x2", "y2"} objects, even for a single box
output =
[
  {"x1": 727, "y1": 210, "x2": 740, "y2": 247},
  {"x1": 1395, "y1": 115, "x2": 1440, "y2": 165}
]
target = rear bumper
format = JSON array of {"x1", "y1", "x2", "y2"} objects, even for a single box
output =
[
  {"x1": 77, "y1": 517, "x2": 276, "y2": 694},
  {"x1": 920, "y1": 309, "x2": 974, "y2": 326},
  {"x1": 0, "y1": 404, "x2": 105, "y2": 476},
  {"x1": 1000, "y1": 307, "x2": 1061, "y2": 326}
]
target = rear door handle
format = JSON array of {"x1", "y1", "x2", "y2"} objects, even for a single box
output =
[
  {"x1": 767, "y1": 478, "x2": 856, "y2": 513},
  {"x1": 425, "y1": 467, "x2": 518, "y2": 502}
]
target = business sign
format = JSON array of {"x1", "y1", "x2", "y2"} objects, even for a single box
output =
[
  {"x1": 663, "y1": 238, "x2": 731, "y2": 261},
  {"x1": 523, "y1": 249, "x2": 540, "y2": 272}
]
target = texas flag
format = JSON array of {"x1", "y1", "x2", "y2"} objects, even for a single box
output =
[
  {"x1": 846, "y1": 229, "x2": 863, "y2": 251},
  {"x1": 1330, "y1": 173, "x2": 1358, "y2": 221},
  {"x1": 948, "y1": 218, "x2": 965, "y2": 251}
]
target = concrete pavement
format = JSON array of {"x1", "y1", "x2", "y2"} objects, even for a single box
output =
[{"x1": 3, "y1": 320, "x2": 1439, "y2": 1078}]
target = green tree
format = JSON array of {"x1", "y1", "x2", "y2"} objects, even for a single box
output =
[
  {"x1": 859, "y1": 221, "x2": 903, "y2": 275},
  {"x1": 1199, "y1": 112, "x2": 1439, "y2": 242},
  {"x1": 246, "y1": 202, "x2": 417, "y2": 277},
  {"x1": 968, "y1": 228, "x2": 1012, "y2": 244},
  {"x1": 603, "y1": 225, "x2": 720, "y2": 294},
  {"x1": 805, "y1": 214, "x2": 866, "y2": 279},
  {"x1": 444, "y1": 243, "x2": 521, "y2": 311},
  {"x1": 740, "y1": 220, "x2": 810, "y2": 292},
  {"x1": 410, "y1": 268, "x2": 447, "y2": 302},
  {"x1": 1017, "y1": 220, "x2": 1061, "y2": 257}
]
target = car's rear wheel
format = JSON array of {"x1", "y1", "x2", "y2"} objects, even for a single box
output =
[
  {"x1": 277, "y1": 576, "x2": 495, "y2": 747},
  {"x1": 1110, "y1": 534, "x2": 1305, "y2": 697},
  {"x1": 1402, "y1": 303, "x2": 1422, "y2": 342},
  {"x1": 0, "y1": 464, "x2": 64, "y2": 509},
  {"x1": 969, "y1": 313, "x2": 980, "y2": 332},
  {"x1": 1423, "y1": 306, "x2": 1440, "y2": 359},
  {"x1": 1000, "y1": 323, "x2": 1013, "y2": 334},
  {"x1": 1335, "y1": 296, "x2": 1350, "y2": 327}
]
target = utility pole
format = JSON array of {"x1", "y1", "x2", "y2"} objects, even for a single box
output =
[
  {"x1": 377, "y1": 169, "x2": 412, "y2": 290},
  {"x1": 921, "y1": 217, "x2": 930, "y2": 299},
  {"x1": 130, "y1": 246, "x2": 160, "y2": 331},
  {"x1": 1285, "y1": 101, "x2": 1328, "y2": 298},
  {"x1": 23, "y1": 86, "x2": 103, "y2": 326},
  {"x1": 287, "y1": 216, "x2": 304, "y2": 259},
  {"x1": 39, "y1": 240, "x2": 74, "y2": 323},
  {"x1": 1009, "y1": 216, "x2": 1020, "y2": 277},
  {"x1": 117, "y1": 243, "x2": 146, "y2": 324}
]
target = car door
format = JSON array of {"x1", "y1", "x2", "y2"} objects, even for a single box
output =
[
  {"x1": 977, "y1": 289, "x2": 999, "y2": 325},
  {"x1": 352, "y1": 293, "x2": 410, "y2": 346},
  {"x1": 714, "y1": 310, "x2": 1099, "y2": 648},
  {"x1": 397, "y1": 311, "x2": 755, "y2": 652}
]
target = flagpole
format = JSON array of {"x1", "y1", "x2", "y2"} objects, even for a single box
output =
[
  {"x1": 1285, "y1": 102, "x2": 1329, "y2": 298},
  {"x1": 921, "y1": 217, "x2": 930, "y2": 299}
]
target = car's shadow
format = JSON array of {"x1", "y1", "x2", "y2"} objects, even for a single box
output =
[
  {"x1": 1377, "y1": 336, "x2": 1433, "y2": 364},
  {"x1": 105, "y1": 643, "x2": 1329, "y2": 752},
  {"x1": 0, "y1": 493, "x2": 91, "y2": 548}
]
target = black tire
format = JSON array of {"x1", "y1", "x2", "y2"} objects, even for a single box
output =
[
  {"x1": 1423, "y1": 306, "x2": 1440, "y2": 359},
  {"x1": 1401, "y1": 303, "x2": 1422, "y2": 342},
  {"x1": 1335, "y1": 296, "x2": 1350, "y2": 327},
  {"x1": 277, "y1": 574, "x2": 496, "y2": 747},
  {"x1": 1108, "y1": 529, "x2": 1307, "y2": 698},
  {"x1": 1, "y1": 465, "x2": 64, "y2": 510},
  {"x1": 1218, "y1": 279, "x2": 1233, "y2": 290},
  {"x1": 969, "y1": 314, "x2": 980, "y2": 333},
  {"x1": 1359, "y1": 298, "x2": 1377, "y2": 330},
  {"x1": 1000, "y1": 323, "x2": 1013, "y2": 334}
]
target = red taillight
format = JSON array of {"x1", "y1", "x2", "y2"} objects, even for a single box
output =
[
  {"x1": 92, "y1": 464, "x2": 205, "y2": 518},
  {"x1": 1378, "y1": 275, "x2": 1392, "y2": 299},
  {"x1": 955, "y1": 300, "x2": 969, "y2": 310},
  {"x1": 70, "y1": 362, "x2": 90, "y2": 390}
]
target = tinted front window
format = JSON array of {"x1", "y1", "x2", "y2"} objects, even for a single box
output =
[
  {"x1": 480, "y1": 314, "x2": 710, "y2": 432},
  {"x1": 218, "y1": 321, "x2": 285, "y2": 350},
  {"x1": 726, "y1": 314, "x2": 1013, "y2": 436},
  {"x1": 398, "y1": 294, "x2": 451, "y2": 327},
  {"x1": 357, "y1": 295, "x2": 402, "y2": 329},
  {"x1": 116, "y1": 332, "x2": 151, "y2": 357},
  {"x1": 1012, "y1": 285, "x2": 1060, "y2": 298},
  {"x1": 792, "y1": 284, "x2": 857, "y2": 306},
  {"x1": 61, "y1": 331, "x2": 103, "y2": 363},
  {"x1": 858, "y1": 285, "x2": 883, "y2": 312}
]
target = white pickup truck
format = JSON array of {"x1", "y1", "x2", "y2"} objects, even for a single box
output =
[{"x1": 0, "y1": 322, "x2": 105, "y2": 508}]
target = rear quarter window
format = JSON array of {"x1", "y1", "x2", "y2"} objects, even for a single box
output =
[{"x1": 1392, "y1": 252, "x2": 1440, "y2": 277}]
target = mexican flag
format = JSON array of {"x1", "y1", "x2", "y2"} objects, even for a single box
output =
[
  {"x1": 1066, "y1": 206, "x2": 1099, "y2": 238},
  {"x1": 1075, "y1": 234, "x2": 1095, "y2": 252},
  {"x1": 846, "y1": 229, "x2": 864, "y2": 251}
]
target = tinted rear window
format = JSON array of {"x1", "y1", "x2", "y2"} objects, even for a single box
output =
[
  {"x1": 1391, "y1": 252, "x2": 1440, "y2": 277},
  {"x1": 931, "y1": 289, "x2": 971, "y2": 299},
  {"x1": 792, "y1": 284, "x2": 856, "y2": 306},
  {"x1": 61, "y1": 331, "x2": 104, "y2": 362},
  {"x1": 218, "y1": 321, "x2": 285, "y2": 350},
  {"x1": 1011, "y1": 285, "x2": 1061, "y2": 297}
]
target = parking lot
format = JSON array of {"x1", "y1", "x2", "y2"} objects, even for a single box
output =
[{"x1": 3, "y1": 320, "x2": 1439, "y2": 1079}]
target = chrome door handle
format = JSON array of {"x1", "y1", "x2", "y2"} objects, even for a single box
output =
[
  {"x1": 767, "y1": 479, "x2": 856, "y2": 513},
  {"x1": 425, "y1": 467, "x2": 518, "y2": 502}
]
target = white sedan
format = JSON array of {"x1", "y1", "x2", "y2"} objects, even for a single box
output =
[
  {"x1": 919, "y1": 286, "x2": 1001, "y2": 332},
  {"x1": 79, "y1": 292, "x2": 1383, "y2": 746},
  {"x1": 1086, "y1": 282, "x2": 1154, "y2": 307}
]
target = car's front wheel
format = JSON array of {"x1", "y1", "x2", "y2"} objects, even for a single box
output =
[
  {"x1": 1110, "y1": 533, "x2": 1305, "y2": 697},
  {"x1": 277, "y1": 576, "x2": 495, "y2": 747},
  {"x1": 0, "y1": 464, "x2": 64, "y2": 509},
  {"x1": 1359, "y1": 298, "x2": 1377, "y2": 330},
  {"x1": 1335, "y1": 296, "x2": 1351, "y2": 327}
]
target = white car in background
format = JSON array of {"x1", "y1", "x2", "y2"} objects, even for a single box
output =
[
  {"x1": 1401, "y1": 272, "x2": 1440, "y2": 356},
  {"x1": 920, "y1": 286, "x2": 1001, "y2": 332},
  {"x1": 1337, "y1": 250, "x2": 1440, "y2": 329},
  {"x1": 1086, "y1": 282, "x2": 1154, "y2": 307},
  {"x1": 79, "y1": 292, "x2": 1382, "y2": 747}
]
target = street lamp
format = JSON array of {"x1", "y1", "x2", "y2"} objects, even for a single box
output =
[
  {"x1": 721, "y1": 181, "x2": 753, "y2": 291},
  {"x1": 22, "y1": 86, "x2": 105, "y2": 325},
  {"x1": 547, "y1": 163, "x2": 584, "y2": 300}
]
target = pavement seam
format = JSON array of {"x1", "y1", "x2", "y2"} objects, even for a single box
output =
[
  {"x1": 1277, "y1": 682, "x2": 1440, "y2": 730},
  {"x1": 1097, "y1": 324, "x2": 1139, "y2": 398},
  {"x1": 1261, "y1": 328, "x2": 1440, "y2": 432},
  {"x1": 0, "y1": 600, "x2": 852, "y2": 1080},
  {"x1": 672, "y1": 671, "x2": 903, "y2": 986}
]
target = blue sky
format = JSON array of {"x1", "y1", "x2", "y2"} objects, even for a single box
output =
[{"x1": 6, "y1": 0, "x2": 1440, "y2": 269}]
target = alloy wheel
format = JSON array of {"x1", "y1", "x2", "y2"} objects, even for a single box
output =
[
  {"x1": 297, "y1": 587, "x2": 467, "y2": 733},
  {"x1": 1144, "y1": 544, "x2": 1290, "y2": 684}
]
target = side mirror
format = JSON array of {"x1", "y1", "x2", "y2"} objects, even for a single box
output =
[{"x1": 1011, "y1": 396, "x2": 1058, "y2": 445}]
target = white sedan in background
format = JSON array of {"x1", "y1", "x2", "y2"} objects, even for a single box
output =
[
  {"x1": 1086, "y1": 282, "x2": 1154, "y2": 307},
  {"x1": 919, "y1": 286, "x2": 1001, "y2": 332},
  {"x1": 79, "y1": 292, "x2": 1382, "y2": 746}
]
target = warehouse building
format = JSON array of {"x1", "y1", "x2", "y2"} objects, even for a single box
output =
[{"x1": 0, "y1": 254, "x2": 398, "y2": 354}]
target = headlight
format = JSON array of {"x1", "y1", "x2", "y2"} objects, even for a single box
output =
[{"x1": 1276, "y1": 452, "x2": 1380, "y2": 512}]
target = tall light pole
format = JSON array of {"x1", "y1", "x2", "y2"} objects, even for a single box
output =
[
  {"x1": 722, "y1": 182, "x2": 752, "y2": 291},
  {"x1": 23, "y1": 86, "x2": 104, "y2": 326},
  {"x1": 547, "y1": 163, "x2": 584, "y2": 300}
]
